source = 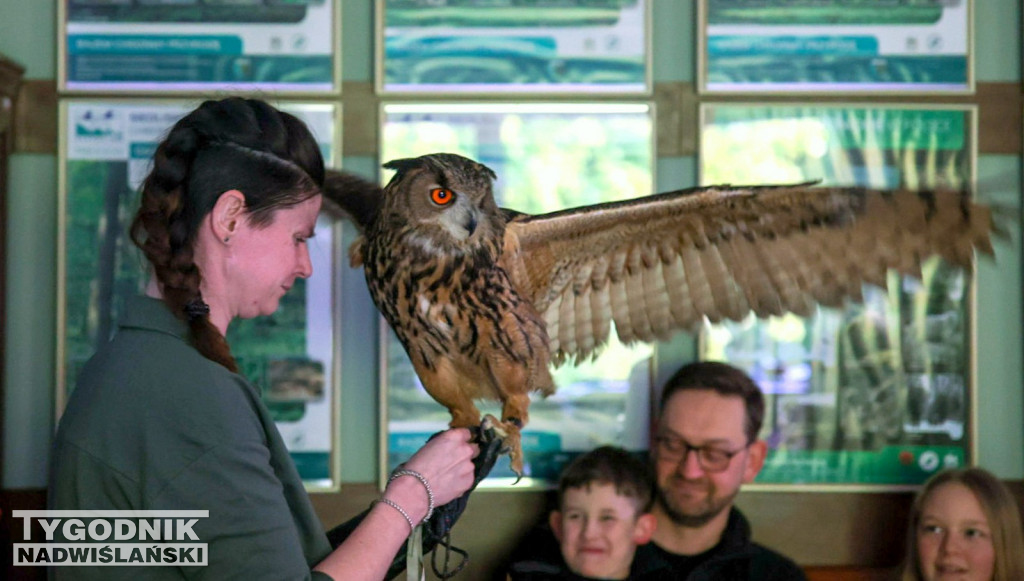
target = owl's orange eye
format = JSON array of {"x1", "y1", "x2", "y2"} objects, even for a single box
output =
[{"x1": 430, "y1": 187, "x2": 455, "y2": 206}]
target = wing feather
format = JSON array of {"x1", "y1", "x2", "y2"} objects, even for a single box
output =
[
  {"x1": 498, "y1": 184, "x2": 998, "y2": 365},
  {"x1": 660, "y1": 244, "x2": 699, "y2": 329}
]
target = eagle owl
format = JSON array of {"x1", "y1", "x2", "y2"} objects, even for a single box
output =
[{"x1": 323, "y1": 153, "x2": 998, "y2": 477}]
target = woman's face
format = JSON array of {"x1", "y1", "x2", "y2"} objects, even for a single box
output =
[
  {"x1": 917, "y1": 481, "x2": 996, "y2": 581},
  {"x1": 227, "y1": 194, "x2": 322, "y2": 319}
]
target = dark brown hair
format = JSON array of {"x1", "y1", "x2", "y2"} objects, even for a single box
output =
[
  {"x1": 129, "y1": 97, "x2": 324, "y2": 371},
  {"x1": 557, "y1": 446, "x2": 654, "y2": 515},
  {"x1": 660, "y1": 361, "x2": 765, "y2": 443}
]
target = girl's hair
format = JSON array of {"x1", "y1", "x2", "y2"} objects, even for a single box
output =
[
  {"x1": 902, "y1": 467, "x2": 1024, "y2": 581},
  {"x1": 129, "y1": 97, "x2": 324, "y2": 371}
]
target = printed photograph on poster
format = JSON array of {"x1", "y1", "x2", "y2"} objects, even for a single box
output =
[
  {"x1": 699, "y1": 0, "x2": 972, "y2": 94},
  {"x1": 699, "y1": 103, "x2": 976, "y2": 488},
  {"x1": 58, "y1": 100, "x2": 341, "y2": 489},
  {"x1": 61, "y1": 0, "x2": 337, "y2": 93},
  {"x1": 380, "y1": 103, "x2": 654, "y2": 487},
  {"x1": 377, "y1": 0, "x2": 649, "y2": 94}
]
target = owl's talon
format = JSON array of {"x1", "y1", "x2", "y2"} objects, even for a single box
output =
[
  {"x1": 482, "y1": 414, "x2": 506, "y2": 438},
  {"x1": 479, "y1": 418, "x2": 525, "y2": 480}
]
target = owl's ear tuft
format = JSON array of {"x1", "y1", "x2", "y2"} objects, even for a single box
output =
[
  {"x1": 382, "y1": 157, "x2": 426, "y2": 175},
  {"x1": 478, "y1": 162, "x2": 497, "y2": 181}
]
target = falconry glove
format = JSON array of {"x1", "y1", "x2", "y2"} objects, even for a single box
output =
[{"x1": 324, "y1": 424, "x2": 502, "y2": 580}]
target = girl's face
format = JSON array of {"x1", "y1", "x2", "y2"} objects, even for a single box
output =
[{"x1": 917, "y1": 481, "x2": 996, "y2": 581}]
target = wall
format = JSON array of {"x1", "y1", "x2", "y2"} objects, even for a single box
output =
[{"x1": 1, "y1": 0, "x2": 1021, "y2": 576}]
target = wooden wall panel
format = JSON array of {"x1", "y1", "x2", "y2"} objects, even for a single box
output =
[
  {"x1": 0, "y1": 53, "x2": 25, "y2": 487},
  {"x1": 12, "y1": 82, "x2": 1022, "y2": 157}
]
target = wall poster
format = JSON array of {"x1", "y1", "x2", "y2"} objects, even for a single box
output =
[
  {"x1": 378, "y1": 0, "x2": 649, "y2": 94},
  {"x1": 58, "y1": 100, "x2": 342, "y2": 490},
  {"x1": 699, "y1": 0, "x2": 972, "y2": 94},
  {"x1": 60, "y1": 0, "x2": 338, "y2": 93},
  {"x1": 699, "y1": 103, "x2": 977, "y2": 489}
]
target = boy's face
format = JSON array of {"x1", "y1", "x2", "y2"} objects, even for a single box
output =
[{"x1": 550, "y1": 482, "x2": 656, "y2": 580}]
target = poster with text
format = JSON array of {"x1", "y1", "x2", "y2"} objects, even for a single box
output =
[
  {"x1": 62, "y1": 0, "x2": 337, "y2": 93},
  {"x1": 59, "y1": 100, "x2": 341, "y2": 489},
  {"x1": 699, "y1": 104, "x2": 975, "y2": 488},
  {"x1": 381, "y1": 103, "x2": 654, "y2": 487},
  {"x1": 379, "y1": 0, "x2": 648, "y2": 94},
  {"x1": 700, "y1": 0, "x2": 971, "y2": 94}
]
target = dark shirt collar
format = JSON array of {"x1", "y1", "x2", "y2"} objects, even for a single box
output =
[
  {"x1": 649, "y1": 507, "x2": 753, "y2": 557},
  {"x1": 119, "y1": 295, "x2": 190, "y2": 341},
  {"x1": 719, "y1": 507, "x2": 752, "y2": 550}
]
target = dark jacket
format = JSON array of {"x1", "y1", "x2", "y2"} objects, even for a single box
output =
[
  {"x1": 49, "y1": 296, "x2": 334, "y2": 580},
  {"x1": 633, "y1": 508, "x2": 806, "y2": 581}
]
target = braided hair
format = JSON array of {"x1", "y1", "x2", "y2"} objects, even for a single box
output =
[{"x1": 129, "y1": 97, "x2": 325, "y2": 371}]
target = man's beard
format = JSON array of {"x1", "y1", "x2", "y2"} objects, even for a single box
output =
[{"x1": 656, "y1": 478, "x2": 738, "y2": 528}]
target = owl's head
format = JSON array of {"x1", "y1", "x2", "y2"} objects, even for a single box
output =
[{"x1": 379, "y1": 153, "x2": 504, "y2": 252}]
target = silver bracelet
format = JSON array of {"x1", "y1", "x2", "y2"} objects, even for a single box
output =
[
  {"x1": 388, "y1": 468, "x2": 435, "y2": 522},
  {"x1": 378, "y1": 498, "x2": 414, "y2": 533}
]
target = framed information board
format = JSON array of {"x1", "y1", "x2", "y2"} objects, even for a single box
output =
[
  {"x1": 698, "y1": 0, "x2": 972, "y2": 94},
  {"x1": 699, "y1": 103, "x2": 977, "y2": 489},
  {"x1": 57, "y1": 100, "x2": 343, "y2": 490},
  {"x1": 377, "y1": 0, "x2": 650, "y2": 95},
  {"x1": 60, "y1": 0, "x2": 339, "y2": 94}
]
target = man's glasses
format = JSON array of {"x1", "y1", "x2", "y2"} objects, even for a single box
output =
[{"x1": 653, "y1": 435, "x2": 747, "y2": 473}]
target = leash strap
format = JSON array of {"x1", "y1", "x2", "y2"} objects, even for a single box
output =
[{"x1": 406, "y1": 524, "x2": 424, "y2": 581}]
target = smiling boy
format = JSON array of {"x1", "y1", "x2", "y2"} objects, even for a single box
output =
[{"x1": 507, "y1": 446, "x2": 673, "y2": 580}]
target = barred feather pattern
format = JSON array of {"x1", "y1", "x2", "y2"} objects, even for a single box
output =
[{"x1": 500, "y1": 185, "x2": 995, "y2": 366}]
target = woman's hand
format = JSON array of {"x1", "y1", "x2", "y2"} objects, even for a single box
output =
[{"x1": 383, "y1": 428, "x2": 478, "y2": 523}]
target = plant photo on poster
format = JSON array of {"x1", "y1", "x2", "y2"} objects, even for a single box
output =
[
  {"x1": 59, "y1": 100, "x2": 341, "y2": 489},
  {"x1": 380, "y1": 103, "x2": 655, "y2": 487},
  {"x1": 62, "y1": 0, "x2": 337, "y2": 93},
  {"x1": 699, "y1": 104, "x2": 975, "y2": 487},
  {"x1": 378, "y1": 0, "x2": 648, "y2": 94},
  {"x1": 700, "y1": 0, "x2": 971, "y2": 93}
]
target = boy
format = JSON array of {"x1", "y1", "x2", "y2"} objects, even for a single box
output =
[{"x1": 507, "y1": 446, "x2": 672, "y2": 580}]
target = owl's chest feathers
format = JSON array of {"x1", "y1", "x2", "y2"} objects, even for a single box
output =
[{"x1": 366, "y1": 232, "x2": 539, "y2": 370}]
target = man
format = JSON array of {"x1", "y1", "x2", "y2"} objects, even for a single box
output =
[{"x1": 634, "y1": 361, "x2": 806, "y2": 580}]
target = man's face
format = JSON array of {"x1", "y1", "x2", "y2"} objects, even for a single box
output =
[
  {"x1": 652, "y1": 389, "x2": 765, "y2": 527},
  {"x1": 550, "y1": 483, "x2": 654, "y2": 580}
]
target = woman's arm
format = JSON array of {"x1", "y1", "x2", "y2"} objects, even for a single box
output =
[{"x1": 313, "y1": 429, "x2": 478, "y2": 580}]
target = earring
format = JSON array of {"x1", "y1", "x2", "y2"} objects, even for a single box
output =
[{"x1": 223, "y1": 236, "x2": 230, "y2": 243}]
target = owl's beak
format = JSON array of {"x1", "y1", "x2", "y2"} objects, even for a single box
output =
[{"x1": 464, "y1": 213, "x2": 478, "y2": 236}]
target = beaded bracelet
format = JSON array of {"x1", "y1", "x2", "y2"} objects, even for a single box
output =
[
  {"x1": 388, "y1": 468, "x2": 435, "y2": 522},
  {"x1": 378, "y1": 498, "x2": 414, "y2": 532}
]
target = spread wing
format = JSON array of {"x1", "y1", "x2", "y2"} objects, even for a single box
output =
[{"x1": 497, "y1": 184, "x2": 997, "y2": 365}]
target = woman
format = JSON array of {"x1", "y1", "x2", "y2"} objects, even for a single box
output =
[
  {"x1": 49, "y1": 97, "x2": 479, "y2": 580},
  {"x1": 902, "y1": 467, "x2": 1024, "y2": 581}
]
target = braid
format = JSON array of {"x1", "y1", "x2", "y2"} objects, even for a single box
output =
[
  {"x1": 129, "y1": 97, "x2": 323, "y2": 372},
  {"x1": 130, "y1": 119, "x2": 239, "y2": 372}
]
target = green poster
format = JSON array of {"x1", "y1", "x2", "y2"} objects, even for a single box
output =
[
  {"x1": 382, "y1": 0, "x2": 648, "y2": 94},
  {"x1": 61, "y1": 101, "x2": 340, "y2": 488},
  {"x1": 64, "y1": 0, "x2": 336, "y2": 92},
  {"x1": 702, "y1": 0, "x2": 971, "y2": 93},
  {"x1": 699, "y1": 104, "x2": 974, "y2": 487}
]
